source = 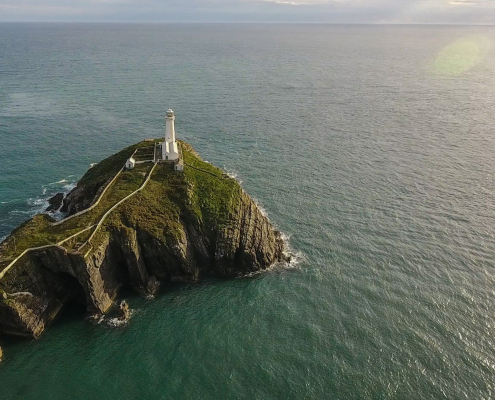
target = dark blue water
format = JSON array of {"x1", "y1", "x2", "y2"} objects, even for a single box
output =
[{"x1": 1, "y1": 23, "x2": 495, "y2": 399}]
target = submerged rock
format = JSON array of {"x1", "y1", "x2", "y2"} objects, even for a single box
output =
[{"x1": 0, "y1": 140, "x2": 288, "y2": 339}]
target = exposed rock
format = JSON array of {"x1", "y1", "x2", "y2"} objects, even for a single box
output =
[
  {"x1": 116, "y1": 300, "x2": 130, "y2": 322},
  {"x1": 60, "y1": 182, "x2": 103, "y2": 216},
  {"x1": 45, "y1": 193, "x2": 64, "y2": 212},
  {"x1": 0, "y1": 140, "x2": 288, "y2": 339}
]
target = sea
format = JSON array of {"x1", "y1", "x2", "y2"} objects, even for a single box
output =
[{"x1": 1, "y1": 23, "x2": 495, "y2": 399}]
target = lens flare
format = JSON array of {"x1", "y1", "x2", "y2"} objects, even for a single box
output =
[{"x1": 433, "y1": 35, "x2": 490, "y2": 76}]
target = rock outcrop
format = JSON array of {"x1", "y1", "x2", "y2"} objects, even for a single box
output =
[
  {"x1": 45, "y1": 192, "x2": 64, "y2": 212},
  {"x1": 0, "y1": 141, "x2": 287, "y2": 339}
]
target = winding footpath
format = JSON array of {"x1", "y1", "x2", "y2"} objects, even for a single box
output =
[
  {"x1": 80, "y1": 162, "x2": 158, "y2": 252},
  {"x1": 51, "y1": 148, "x2": 139, "y2": 227},
  {"x1": 0, "y1": 225, "x2": 95, "y2": 280},
  {"x1": 0, "y1": 159, "x2": 158, "y2": 281}
]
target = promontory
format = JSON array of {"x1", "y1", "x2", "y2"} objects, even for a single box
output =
[{"x1": 0, "y1": 118, "x2": 287, "y2": 339}]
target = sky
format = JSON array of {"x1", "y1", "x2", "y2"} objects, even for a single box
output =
[{"x1": 0, "y1": 0, "x2": 494, "y2": 24}]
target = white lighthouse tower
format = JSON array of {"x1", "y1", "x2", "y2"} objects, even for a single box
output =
[{"x1": 162, "y1": 108, "x2": 179, "y2": 161}]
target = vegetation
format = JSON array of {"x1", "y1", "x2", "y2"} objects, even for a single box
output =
[
  {"x1": 77, "y1": 140, "x2": 157, "y2": 189},
  {"x1": 133, "y1": 145, "x2": 155, "y2": 162},
  {"x1": 103, "y1": 162, "x2": 185, "y2": 244},
  {"x1": 0, "y1": 139, "x2": 243, "y2": 274},
  {"x1": 0, "y1": 141, "x2": 154, "y2": 265},
  {"x1": 181, "y1": 141, "x2": 241, "y2": 238}
]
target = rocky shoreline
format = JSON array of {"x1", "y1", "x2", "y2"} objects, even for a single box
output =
[{"x1": 0, "y1": 140, "x2": 288, "y2": 341}]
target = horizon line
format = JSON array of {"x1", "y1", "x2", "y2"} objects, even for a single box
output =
[{"x1": 0, "y1": 21, "x2": 495, "y2": 26}]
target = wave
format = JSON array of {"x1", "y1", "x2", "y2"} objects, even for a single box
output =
[
  {"x1": 10, "y1": 196, "x2": 52, "y2": 217},
  {"x1": 241, "y1": 231, "x2": 305, "y2": 278},
  {"x1": 245, "y1": 198, "x2": 306, "y2": 272},
  {"x1": 105, "y1": 316, "x2": 131, "y2": 327},
  {"x1": 7, "y1": 175, "x2": 77, "y2": 221},
  {"x1": 49, "y1": 179, "x2": 68, "y2": 185},
  {"x1": 224, "y1": 168, "x2": 243, "y2": 184},
  {"x1": 43, "y1": 175, "x2": 78, "y2": 188},
  {"x1": 280, "y1": 232, "x2": 305, "y2": 267},
  {"x1": 251, "y1": 197, "x2": 268, "y2": 218},
  {"x1": 49, "y1": 210, "x2": 66, "y2": 222},
  {"x1": 1, "y1": 199, "x2": 18, "y2": 204},
  {"x1": 8, "y1": 197, "x2": 49, "y2": 216},
  {"x1": 87, "y1": 308, "x2": 134, "y2": 327},
  {"x1": 62, "y1": 183, "x2": 76, "y2": 192}
]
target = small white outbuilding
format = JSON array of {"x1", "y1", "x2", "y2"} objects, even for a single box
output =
[
  {"x1": 174, "y1": 160, "x2": 184, "y2": 172},
  {"x1": 125, "y1": 157, "x2": 136, "y2": 170}
]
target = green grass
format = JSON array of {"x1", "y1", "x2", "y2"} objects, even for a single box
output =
[
  {"x1": 104, "y1": 162, "x2": 185, "y2": 243},
  {"x1": 181, "y1": 142, "x2": 241, "y2": 237},
  {"x1": 0, "y1": 142, "x2": 156, "y2": 265},
  {"x1": 78, "y1": 140, "x2": 158, "y2": 189},
  {"x1": 133, "y1": 146, "x2": 155, "y2": 162},
  {"x1": 80, "y1": 142, "x2": 244, "y2": 251},
  {"x1": 0, "y1": 139, "x2": 244, "y2": 273}
]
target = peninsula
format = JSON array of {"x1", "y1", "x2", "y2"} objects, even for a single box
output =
[{"x1": 0, "y1": 110, "x2": 287, "y2": 339}]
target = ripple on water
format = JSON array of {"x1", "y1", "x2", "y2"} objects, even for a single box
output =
[{"x1": 1, "y1": 23, "x2": 495, "y2": 400}]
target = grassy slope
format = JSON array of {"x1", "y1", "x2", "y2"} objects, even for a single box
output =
[
  {"x1": 181, "y1": 142, "x2": 241, "y2": 238},
  {"x1": 0, "y1": 142, "x2": 155, "y2": 267},
  {"x1": 90, "y1": 142, "x2": 242, "y2": 250},
  {"x1": 77, "y1": 140, "x2": 157, "y2": 189},
  {"x1": 0, "y1": 140, "x2": 242, "y2": 271}
]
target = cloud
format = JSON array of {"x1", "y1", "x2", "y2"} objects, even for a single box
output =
[
  {"x1": 0, "y1": 0, "x2": 494, "y2": 22},
  {"x1": 449, "y1": 0, "x2": 494, "y2": 4}
]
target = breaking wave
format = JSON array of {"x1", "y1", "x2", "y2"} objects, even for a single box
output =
[
  {"x1": 280, "y1": 232, "x2": 305, "y2": 267},
  {"x1": 47, "y1": 179, "x2": 68, "y2": 185},
  {"x1": 6, "y1": 175, "x2": 78, "y2": 221},
  {"x1": 241, "y1": 232, "x2": 305, "y2": 278},
  {"x1": 251, "y1": 197, "x2": 268, "y2": 218},
  {"x1": 224, "y1": 168, "x2": 243, "y2": 184},
  {"x1": 105, "y1": 316, "x2": 131, "y2": 327},
  {"x1": 1, "y1": 199, "x2": 17, "y2": 205},
  {"x1": 88, "y1": 308, "x2": 134, "y2": 327}
]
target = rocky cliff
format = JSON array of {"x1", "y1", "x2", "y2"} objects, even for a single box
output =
[{"x1": 0, "y1": 141, "x2": 287, "y2": 339}]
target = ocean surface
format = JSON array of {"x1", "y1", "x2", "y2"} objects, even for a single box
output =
[{"x1": 1, "y1": 23, "x2": 495, "y2": 399}]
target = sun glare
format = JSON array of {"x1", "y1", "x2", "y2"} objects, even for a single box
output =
[{"x1": 433, "y1": 35, "x2": 490, "y2": 76}]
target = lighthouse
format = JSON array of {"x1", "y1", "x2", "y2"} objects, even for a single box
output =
[{"x1": 162, "y1": 108, "x2": 179, "y2": 161}]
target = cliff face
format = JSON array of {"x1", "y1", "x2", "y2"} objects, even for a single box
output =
[{"x1": 0, "y1": 141, "x2": 286, "y2": 339}]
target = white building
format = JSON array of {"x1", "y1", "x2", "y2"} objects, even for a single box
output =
[
  {"x1": 125, "y1": 157, "x2": 136, "y2": 170},
  {"x1": 162, "y1": 109, "x2": 179, "y2": 161},
  {"x1": 174, "y1": 160, "x2": 184, "y2": 172}
]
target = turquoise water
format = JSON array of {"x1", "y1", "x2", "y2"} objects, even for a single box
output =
[{"x1": 1, "y1": 24, "x2": 495, "y2": 399}]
